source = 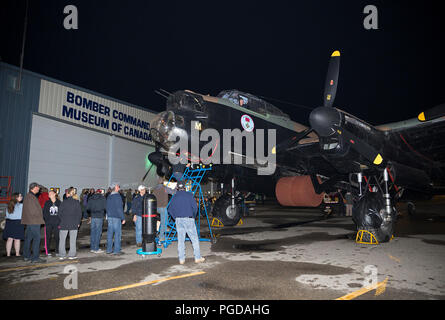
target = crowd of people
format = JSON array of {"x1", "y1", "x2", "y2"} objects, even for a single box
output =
[{"x1": 2, "y1": 178, "x2": 206, "y2": 265}]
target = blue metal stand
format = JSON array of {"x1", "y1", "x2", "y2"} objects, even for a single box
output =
[
  {"x1": 137, "y1": 248, "x2": 162, "y2": 256},
  {"x1": 158, "y1": 165, "x2": 215, "y2": 248}
]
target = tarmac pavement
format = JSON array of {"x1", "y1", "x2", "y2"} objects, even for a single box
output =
[{"x1": 0, "y1": 199, "x2": 444, "y2": 300}]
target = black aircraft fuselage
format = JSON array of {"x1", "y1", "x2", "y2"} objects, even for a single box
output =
[
  {"x1": 147, "y1": 50, "x2": 445, "y2": 240},
  {"x1": 149, "y1": 89, "x2": 444, "y2": 199},
  {"x1": 149, "y1": 89, "x2": 313, "y2": 195}
]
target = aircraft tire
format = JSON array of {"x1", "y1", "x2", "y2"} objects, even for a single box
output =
[
  {"x1": 352, "y1": 193, "x2": 397, "y2": 243},
  {"x1": 211, "y1": 194, "x2": 242, "y2": 226}
]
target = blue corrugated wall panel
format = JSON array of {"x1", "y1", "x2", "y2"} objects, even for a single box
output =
[
  {"x1": 0, "y1": 63, "x2": 41, "y2": 195},
  {"x1": 1, "y1": 62, "x2": 158, "y2": 196}
]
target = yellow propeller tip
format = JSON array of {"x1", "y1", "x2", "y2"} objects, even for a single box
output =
[
  {"x1": 271, "y1": 146, "x2": 276, "y2": 155},
  {"x1": 373, "y1": 154, "x2": 383, "y2": 165},
  {"x1": 418, "y1": 112, "x2": 426, "y2": 122},
  {"x1": 331, "y1": 50, "x2": 341, "y2": 57}
]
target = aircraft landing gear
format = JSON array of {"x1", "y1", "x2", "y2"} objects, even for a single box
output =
[
  {"x1": 211, "y1": 178, "x2": 243, "y2": 226},
  {"x1": 352, "y1": 168, "x2": 397, "y2": 243},
  {"x1": 211, "y1": 194, "x2": 243, "y2": 226}
]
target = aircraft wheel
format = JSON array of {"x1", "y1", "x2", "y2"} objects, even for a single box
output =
[
  {"x1": 211, "y1": 194, "x2": 242, "y2": 226},
  {"x1": 353, "y1": 193, "x2": 397, "y2": 243}
]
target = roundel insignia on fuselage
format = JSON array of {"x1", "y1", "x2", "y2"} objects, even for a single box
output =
[{"x1": 241, "y1": 114, "x2": 254, "y2": 132}]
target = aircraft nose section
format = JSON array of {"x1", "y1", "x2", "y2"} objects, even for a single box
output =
[
  {"x1": 150, "y1": 110, "x2": 187, "y2": 149},
  {"x1": 309, "y1": 107, "x2": 341, "y2": 137}
]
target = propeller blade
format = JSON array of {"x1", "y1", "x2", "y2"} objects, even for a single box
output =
[
  {"x1": 418, "y1": 103, "x2": 445, "y2": 122},
  {"x1": 338, "y1": 128, "x2": 384, "y2": 166},
  {"x1": 323, "y1": 50, "x2": 341, "y2": 108},
  {"x1": 142, "y1": 164, "x2": 153, "y2": 182},
  {"x1": 272, "y1": 128, "x2": 313, "y2": 154}
]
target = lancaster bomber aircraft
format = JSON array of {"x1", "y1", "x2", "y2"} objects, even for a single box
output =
[{"x1": 146, "y1": 50, "x2": 445, "y2": 242}]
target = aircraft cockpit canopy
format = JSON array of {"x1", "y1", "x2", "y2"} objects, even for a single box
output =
[
  {"x1": 217, "y1": 90, "x2": 290, "y2": 119},
  {"x1": 167, "y1": 91, "x2": 206, "y2": 113}
]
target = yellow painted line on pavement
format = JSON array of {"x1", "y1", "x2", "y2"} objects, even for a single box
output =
[
  {"x1": 388, "y1": 254, "x2": 401, "y2": 263},
  {"x1": 53, "y1": 271, "x2": 206, "y2": 300},
  {"x1": 336, "y1": 278, "x2": 388, "y2": 300},
  {"x1": 0, "y1": 260, "x2": 79, "y2": 273}
]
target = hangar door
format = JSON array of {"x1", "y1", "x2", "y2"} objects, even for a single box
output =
[
  {"x1": 28, "y1": 115, "x2": 157, "y2": 193},
  {"x1": 109, "y1": 134, "x2": 156, "y2": 190}
]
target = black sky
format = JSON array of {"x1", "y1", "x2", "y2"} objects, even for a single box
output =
[{"x1": 1, "y1": 0, "x2": 444, "y2": 126}]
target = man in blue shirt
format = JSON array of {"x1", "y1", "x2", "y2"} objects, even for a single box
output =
[
  {"x1": 106, "y1": 182, "x2": 126, "y2": 255},
  {"x1": 168, "y1": 181, "x2": 205, "y2": 264}
]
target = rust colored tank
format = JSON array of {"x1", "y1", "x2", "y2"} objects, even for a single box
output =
[{"x1": 275, "y1": 175, "x2": 324, "y2": 207}]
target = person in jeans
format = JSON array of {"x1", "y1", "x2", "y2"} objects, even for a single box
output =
[
  {"x1": 152, "y1": 177, "x2": 175, "y2": 242},
  {"x1": 21, "y1": 182, "x2": 46, "y2": 263},
  {"x1": 345, "y1": 192, "x2": 354, "y2": 217},
  {"x1": 42, "y1": 190, "x2": 61, "y2": 257},
  {"x1": 106, "y1": 182, "x2": 126, "y2": 255},
  {"x1": 58, "y1": 187, "x2": 82, "y2": 260},
  {"x1": 131, "y1": 185, "x2": 146, "y2": 247},
  {"x1": 168, "y1": 181, "x2": 205, "y2": 265},
  {"x1": 87, "y1": 189, "x2": 106, "y2": 253}
]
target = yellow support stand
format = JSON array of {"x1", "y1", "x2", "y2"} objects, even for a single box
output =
[
  {"x1": 355, "y1": 230, "x2": 395, "y2": 245},
  {"x1": 211, "y1": 218, "x2": 224, "y2": 227},
  {"x1": 355, "y1": 230, "x2": 379, "y2": 245},
  {"x1": 211, "y1": 218, "x2": 244, "y2": 227}
]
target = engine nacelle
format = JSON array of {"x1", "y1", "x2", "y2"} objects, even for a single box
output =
[{"x1": 275, "y1": 175, "x2": 324, "y2": 207}]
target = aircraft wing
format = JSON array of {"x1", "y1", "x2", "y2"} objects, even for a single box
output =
[{"x1": 377, "y1": 117, "x2": 445, "y2": 166}]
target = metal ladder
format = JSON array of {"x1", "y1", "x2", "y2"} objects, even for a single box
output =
[{"x1": 158, "y1": 165, "x2": 215, "y2": 248}]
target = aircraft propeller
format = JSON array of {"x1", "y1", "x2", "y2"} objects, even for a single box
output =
[
  {"x1": 142, "y1": 142, "x2": 164, "y2": 182},
  {"x1": 308, "y1": 50, "x2": 384, "y2": 166},
  {"x1": 274, "y1": 50, "x2": 384, "y2": 166}
]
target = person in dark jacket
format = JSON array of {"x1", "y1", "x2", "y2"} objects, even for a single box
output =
[
  {"x1": 106, "y1": 182, "x2": 126, "y2": 255},
  {"x1": 172, "y1": 161, "x2": 190, "y2": 181},
  {"x1": 43, "y1": 190, "x2": 61, "y2": 257},
  {"x1": 22, "y1": 182, "x2": 46, "y2": 263},
  {"x1": 131, "y1": 185, "x2": 147, "y2": 246},
  {"x1": 87, "y1": 189, "x2": 106, "y2": 253},
  {"x1": 168, "y1": 181, "x2": 205, "y2": 265},
  {"x1": 125, "y1": 189, "x2": 133, "y2": 215},
  {"x1": 119, "y1": 189, "x2": 126, "y2": 211},
  {"x1": 58, "y1": 187, "x2": 82, "y2": 260}
]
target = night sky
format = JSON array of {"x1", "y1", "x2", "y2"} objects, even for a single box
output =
[{"x1": 2, "y1": 0, "x2": 444, "y2": 126}]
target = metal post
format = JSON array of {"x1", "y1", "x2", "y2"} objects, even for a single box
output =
[
  {"x1": 383, "y1": 168, "x2": 392, "y2": 216},
  {"x1": 357, "y1": 172, "x2": 363, "y2": 196},
  {"x1": 231, "y1": 178, "x2": 235, "y2": 209}
]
